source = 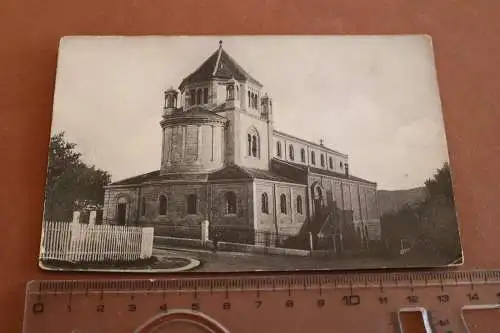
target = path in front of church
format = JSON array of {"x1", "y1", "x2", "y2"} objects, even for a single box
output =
[{"x1": 151, "y1": 247, "x2": 446, "y2": 272}]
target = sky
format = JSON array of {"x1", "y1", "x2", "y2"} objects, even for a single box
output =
[{"x1": 50, "y1": 35, "x2": 451, "y2": 190}]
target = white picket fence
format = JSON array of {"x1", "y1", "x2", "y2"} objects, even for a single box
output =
[{"x1": 40, "y1": 221, "x2": 154, "y2": 263}]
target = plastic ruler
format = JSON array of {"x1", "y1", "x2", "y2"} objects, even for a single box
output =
[{"x1": 22, "y1": 270, "x2": 500, "y2": 333}]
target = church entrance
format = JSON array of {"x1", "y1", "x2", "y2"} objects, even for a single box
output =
[
  {"x1": 313, "y1": 186, "x2": 324, "y2": 215},
  {"x1": 116, "y1": 196, "x2": 128, "y2": 226},
  {"x1": 117, "y1": 204, "x2": 127, "y2": 225},
  {"x1": 116, "y1": 197, "x2": 128, "y2": 225}
]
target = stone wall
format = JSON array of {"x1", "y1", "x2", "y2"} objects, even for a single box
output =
[
  {"x1": 254, "y1": 182, "x2": 276, "y2": 232},
  {"x1": 210, "y1": 182, "x2": 254, "y2": 229},
  {"x1": 254, "y1": 180, "x2": 307, "y2": 236},
  {"x1": 104, "y1": 176, "x2": 350, "y2": 240},
  {"x1": 102, "y1": 186, "x2": 139, "y2": 225},
  {"x1": 138, "y1": 183, "x2": 209, "y2": 228},
  {"x1": 105, "y1": 181, "x2": 255, "y2": 231}
]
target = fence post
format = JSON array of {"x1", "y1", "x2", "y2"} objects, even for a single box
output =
[
  {"x1": 141, "y1": 227, "x2": 154, "y2": 259},
  {"x1": 72, "y1": 211, "x2": 80, "y2": 224},
  {"x1": 308, "y1": 232, "x2": 314, "y2": 253},
  {"x1": 339, "y1": 233, "x2": 344, "y2": 253},
  {"x1": 201, "y1": 220, "x2": 209, "y2": 247},
  {"x1": 89, "y1": 211, "x2": 97, "y2": 225}
]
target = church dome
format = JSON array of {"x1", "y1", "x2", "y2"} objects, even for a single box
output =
[{"x1": 160, "y1": 107, "x2": 227, "y2": 174}]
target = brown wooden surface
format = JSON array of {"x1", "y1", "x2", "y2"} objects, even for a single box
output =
[{"x1": 0, "y1": 0, "x2": 499, "y2": 332}]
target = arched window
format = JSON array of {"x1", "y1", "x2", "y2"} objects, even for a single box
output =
[
  {"x1": 203, "y1": 88, "x2": 208, "y2": 104},
  {"x1": 196, "y1": 89, "x2": 202, "y2": 105},
  {"x1": 225, "y1": 191, "x2": 237, "y2": 214},
  {"x1": 187, "y1": 194, "x2": 197, "y2": 214},
  {"x1": 158, "y1": 195, "x2": 167, "y2": 215},
  {"x1": 316, "y1": 187, "x2": 323, "y2": 200},
  {"x1": 247, "y1": 127, "x2": 260, "y2": 157},
  {"x1": 311, "y1": 151, "x2": 316, "y2": 165},
  {"x1": 248, "y1": 91, "x2": 251, "y2": 107},
  {"x1": 340, "y1": 161, "x2": 344, "y2": 168},
  {"x1": 247, "y1": 134, "x2": 252, "y2": 156},
  {"x1": 117, "y1": 196, "x2": 128, "y2": 204},
  {"x1": 296, "y1": 195, "x2": 303, "y2": 214},
  {"x1": 300, "y1": 148, "x2": 306, "y2": 163},
  {"x1": 320, "y1": 154, "x2": 325, "y2": 167},
  {"x1": 280, "y1": 194, "x2": 287, "y2": 214},
  {"x1": 289, "y1": 145, "x2": 294, "y2": 160},
  {"x1": 276, "y1": 142, "x2": 282, "y2": 157},
  {"x1": 261, "y1": 193, "x2": 269, "y2": 214},
  {"x1": 329, "y1": 157, "x2": 333, "y2": 169},
  {"x1": 226, "y1": 84, "x2": 235, "y2": 100},
  {"x1": 252, "y1": 135, "x2": 258, "y2": 157},
  {"x1": 141, "y1": 197, "x2": 146, "y2": 216},
  {"x1": 254, "y1": 94, "x2": 258, "y2": 109}
]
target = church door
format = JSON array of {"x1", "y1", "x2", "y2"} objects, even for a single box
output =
[
  {"x1": 117, "y1": 203, "x2": 127, "y2": 226},
  {"x1": 314, "y1": 200, "x2": 321, "y2": 217},
  {"x1": 313, "y1": 187, "x2": 323, "y2": 216}
]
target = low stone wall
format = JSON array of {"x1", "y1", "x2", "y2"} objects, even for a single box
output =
[
  {"x1": 155, "y1": 236, "x2": 203, "y2": 249},
  {"x1": 215, "y1": 240, "x2": 311, "y2": 256},
  {"x1": 154, "y1": 236, "x2": 311, "y2": 257}
]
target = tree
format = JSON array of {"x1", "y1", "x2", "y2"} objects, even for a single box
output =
[
  {"x1": 424, "y1": 162, "x2": 454, "y2": 205},
  {"x1": 44, "y1": 132, "x2": 112, "y2": 221},
  {"x1": 417, "y1": 162, "x2": 461, "y2": 260},
  {"x1": 380, "y1": 162, "x2": 461, "y2": 262}
]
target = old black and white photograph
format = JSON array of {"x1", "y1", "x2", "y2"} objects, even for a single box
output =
[{"x1": 39, "y1": 35, "x2": 463, "y2": 272}]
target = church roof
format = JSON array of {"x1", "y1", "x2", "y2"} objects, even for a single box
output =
[
  {"x1": 208, "y1": 165, "x2": 303, "y2": 184},
  {"x1": 161, "y1": 106, "x2": 228, "y2": 125},
  {"x1": 271, "y1": 159, "x2": 377, "y2": 185},
  {"x1": 273, "y1": 130, "x2": 348, "y2": 158},
  {"x1": 108, "y1": 171, "x2": 212, "y2": 186},
  {"x1": 178, "y1": 42, "x2": 262, "y2": 90},
  {"x1": 108, "y1": 164, "x2": 303, "y2": 187},
  {"x1": 109, "y1": 170, "x2": 162, "y2": 186}
]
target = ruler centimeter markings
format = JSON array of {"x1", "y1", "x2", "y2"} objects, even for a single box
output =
[{"x1": 23, "y1": 270, "x2": 500, "y2": 333}]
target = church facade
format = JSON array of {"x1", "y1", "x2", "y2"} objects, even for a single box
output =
[{"x1": 102, "y1": 42, "x2": 381, "y2": 250}]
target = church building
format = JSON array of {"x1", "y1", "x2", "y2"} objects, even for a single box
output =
[{"x1": 102, "y1": 41, "x2": 381, "y2": 250}]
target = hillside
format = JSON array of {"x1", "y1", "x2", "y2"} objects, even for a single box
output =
[{"x1": 377, "y1": 187, "x2": 427, "y2": 216}]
